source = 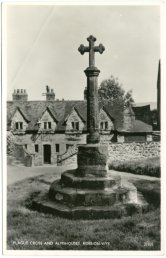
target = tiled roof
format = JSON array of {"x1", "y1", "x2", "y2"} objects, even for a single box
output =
[
  {"x1": 7, "y1": 100, "x2": 152, "y2": 133},
  {"x1": 132, "y1": 105, "x2": 152, "y2": 125},
  {"x1": 126, "y1": 120, "x2": 152, "y2": 133}
]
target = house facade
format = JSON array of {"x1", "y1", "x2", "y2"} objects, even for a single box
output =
[{"x1": 7, "y1": 87, "x2": 153, "y2": 166}]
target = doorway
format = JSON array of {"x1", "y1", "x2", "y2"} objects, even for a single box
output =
[{"x1": 43, "y1": 144, "x2": 51, "y2": 164}]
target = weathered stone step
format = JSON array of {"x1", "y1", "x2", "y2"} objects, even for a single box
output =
[
  {"x1": 137, "y1": 191, "x2": 149, "y2": 206},
  {"x1": 49, "y1": 179, "x2": 137, "y2": 207},
  {"x1": 61, "y1": 169, "x2": 121, "y2": 189},
  {"x1": 31, "y1": 197, "x2": 148, "y2": 220}
]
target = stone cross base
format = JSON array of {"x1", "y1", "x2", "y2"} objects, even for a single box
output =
[
  {"x1": 36, "y1": 143, "x2": 149, "y2": 219},
  {"x1": 30, "y1": 141, "x2": 149, "y2": 219},
  {"x1": 31, "y1": 168, "x2": 148, "y2": 219}
]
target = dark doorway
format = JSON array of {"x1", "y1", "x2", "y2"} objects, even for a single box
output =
[{"x1": 43, "y1": 144, "x2": 51, "y2": 164}]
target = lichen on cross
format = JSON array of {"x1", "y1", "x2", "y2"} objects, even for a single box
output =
[{"x1": 78, "y1": 35, "x2": 105, "y2": 67}]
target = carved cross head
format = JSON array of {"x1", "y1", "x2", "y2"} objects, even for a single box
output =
[{"x1": 78, "y1": 35, "x2": 105, "y2": 67}]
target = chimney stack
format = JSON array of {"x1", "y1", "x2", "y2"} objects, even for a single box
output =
[
  {"x1": 12, "y1": 89, "x2": 28, "y2": 101},
  {"x1": 46, "y1": 85, "x2": 55, "y2": 101}
]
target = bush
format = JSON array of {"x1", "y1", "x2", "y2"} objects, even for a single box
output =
[{"x1": 108, "y1": 157, "x2": 160, "y2": 177}]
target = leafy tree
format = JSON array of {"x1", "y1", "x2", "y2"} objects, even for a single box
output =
[
  {"x1": 150, "y1": 109, "x2": 158, "y2": 130},
  {"x1": 7, "y1": 131, "x2": 16, "y2": 155},
  {"x1": 98, "y1": 75, "x2": 134, "y2": 106}
]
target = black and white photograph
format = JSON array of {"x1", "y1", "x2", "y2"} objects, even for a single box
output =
[{"x1": 3, "y1": 1, "x2": 163, "y2": 255}]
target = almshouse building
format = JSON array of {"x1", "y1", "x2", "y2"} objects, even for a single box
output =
[{"x1": 7, "y1": 86, "x2": 153, "y2": 166}]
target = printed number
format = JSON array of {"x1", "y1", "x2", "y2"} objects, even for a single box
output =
[{"x1": 144, "y1": 241, "x2": 153, "y2": 247}]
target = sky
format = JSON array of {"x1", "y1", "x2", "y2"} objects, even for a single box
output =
[{"x1": 7, "y1": 4, "x2": 160, "y2": 102}]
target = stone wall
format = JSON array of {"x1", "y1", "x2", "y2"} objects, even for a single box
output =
[
  {"x1": 62, "y1": 154, "x2": 77, "y2": 166},
  {"x1": 61, "y1": 141, "x2": 160, "y2": 166},
  {"x1": 12, "y1": 144, "x2": 34, "y2": 167},
  {"x1": 108, "y1": 141, "x2": 160, "y2": 162},
  {"x1": 7, "y1": 131, "x2": 16, "y2": 155}
]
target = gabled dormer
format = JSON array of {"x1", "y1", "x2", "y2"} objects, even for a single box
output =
[
  {"x1": 64, "y1": 107, "x2": 85, "y2": 133},
  {"x1": 11, "y1": 107, "x2": 29, "y2": 133},
  {"x1": 123, "y1": 105, "x2": 135, "y2": 131},
  {"x1": 38, "y1": 107, "x2": 58, "y2": 132},
  {"x1": 99, "y1": 107, "x2": 114, "y2": 132}
]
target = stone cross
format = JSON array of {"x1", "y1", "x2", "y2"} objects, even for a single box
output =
[
  {"x1": 78, "y1": 35, "x2": 105, "y2": 144},
  {"x1": 78, "y1": 35, "x2": 105, "y2": 67}
]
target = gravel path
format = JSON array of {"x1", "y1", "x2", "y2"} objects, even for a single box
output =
[
  {"x1": 7, "y1": 164, "x2": 77, "y2": 185},
  {"x1": 7, "y1": 162, "x2": 159, "y2": 186},
  {"x1": 110, "y1": 169, "x2": 160, "y2": 181}
]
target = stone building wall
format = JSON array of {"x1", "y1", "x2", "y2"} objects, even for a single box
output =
[
  {"x1": 11, "y1": 109, "x2": 28, "y2": 131},
  {"x1": 124, "y1": 135, "x2": 146, "y2": 143},
  {"x1": 11, "y1": 133, "x2": 86, "y2": 166},
  {"x1": 65, "y1": 109, "x2": 85, "y2": 132},
  {"x1": 99, "y1": 109, "x2": 114, "y2": 130},
  {"x1": 100, "y1": 134, "x2": 114, "y2": 143},
  {"x1": 8, "y1": 131, "x2": 160, "y2": 167},
  {"x1": 38, "y1": 109, "x2": 57, "y2": 132}
]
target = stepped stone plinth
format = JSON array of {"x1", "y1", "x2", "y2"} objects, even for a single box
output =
[
  {"x1": 31, "y1": 35, "x2": 149, "y2": 219},
  {"x1": 31, "y1": 143, "x2": 148, "y2": 219}
]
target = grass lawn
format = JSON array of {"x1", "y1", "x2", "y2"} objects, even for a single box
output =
[
  {"x1": 108, "y1": 157, "x2": 160, "y2": 177},
  {"x1": 7, "y1": 170, "x2": 160, "y2": 251}
]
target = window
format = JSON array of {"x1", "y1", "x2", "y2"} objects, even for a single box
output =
[
  {"x1": 100, "y1": 121, "x2": 109, "y2": 130},
  {"x1": 55, "y1": 144, "x2": 60, "y2": 153},
  {"x1": 71, "y1": 122, "x2": 75, "y2": 129},
  {"x1": 25, "y1": 144, "x2": 27, "y2": 149},
  {"x1": 76, "y1": 122, "x2": 79, "y2": 130},
  {"x1": 71, "y1": 122, "x2": 79, "y2": 130},
  {"x1": 105, "y1": 121, "x2": 108, "y2": 130},
  {"x1": 100, "y1": 122, "x2": 104, "y2": 130},
  {"x1": 35, "y1": 144, "x2": 39, "y2": 153},
  {"x1": 15, "y1": 122, "x2": 23, "y2": 130},
  {"x1": 44, "y1": 122, "x2": 52, "y2": 130}
]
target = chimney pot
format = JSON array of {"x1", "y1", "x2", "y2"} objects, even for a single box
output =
[
  {"x1": 12, "y1": 89, "x2": 28, "y2": 101},
  {"x1": 46, "y1": 86, "x2": 55, "y2": 101}
]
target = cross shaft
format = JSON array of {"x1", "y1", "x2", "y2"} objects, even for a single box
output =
[{"x1": 78, "y1": 35, "x2": 105, "y2": 144}]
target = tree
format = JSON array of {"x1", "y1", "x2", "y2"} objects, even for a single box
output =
[
  {"x1": 7, "y1": 131, "x2": 16, "y2": 155},
  {"x1": 150, "y1": 109, "x2": 157, "y2": 130},
  {"x1": 98, "y1": 75, "x2": 134, "y2": 106}
]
